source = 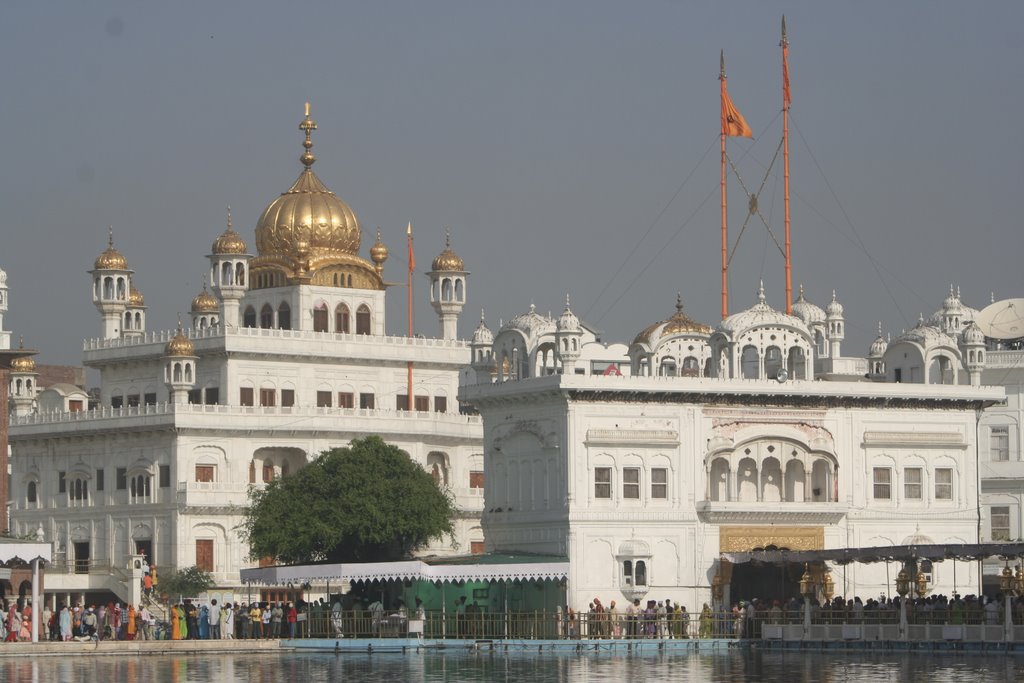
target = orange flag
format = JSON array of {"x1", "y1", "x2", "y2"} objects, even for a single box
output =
[
  {"x1": 722, "y1": 84, "x2": 753, "y2": 138},
  {"x1": 407, "y1": 222, "x2": 415, "y2": 272}
]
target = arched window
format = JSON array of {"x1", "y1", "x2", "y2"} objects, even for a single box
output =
[
  {"x1": 235, "y1": 262, "x2": 245, "y2": 286},
  {"x1": 455, "y1": 279, "x2": 464, "y2": 302},
  {"x1": 442, "y1": 278, "x2": 453, "y2": 302},
  {"x1": 741, "y1": 346, "x2": 760, "y2": 379},
  {"x1": 356, "y1": 305, "x2": 371, "y2": 335},
  {"x1": 313, "y1": 302, "x2": 329, "y2": 332},
  {"x1": 173, "y1": 362, "x2": 182, "y2": 383},
  {"x1": 130, "y1": 474, "x2": 152, "y2": 502},
  {"x1": 124, "y1": 312, "x2": 133, "y2": 330},
  {"x1": 335, "y1": 304, "x2": 351, "y2": 333},
  {"x1": 26, "y1": 481, "x2": 37, "y2": 507},
  {"x1": 103, "y1": 277, "x2": 114, "y2": 299},
  {"x1": 69, "y1": 477, "x2": 89, "y2": 506},
  {"x1": 278, "y1": 302, "x2": 291, "y2": 330},
  {"x1": 221, "y1": 262, "x2": 233, "y2": 286},
  {"x1": 243, "y1": 306, "x2": 257, "y2": 328},
  {"x1": 260, "y1": 304, "x2": 274, "y2": 329},
  {"x1": 116, "y1": 277, "x2": 127, "y2": 300}
]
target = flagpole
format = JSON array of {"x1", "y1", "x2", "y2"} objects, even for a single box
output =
[
  {"x1": 720, "y1": 51, "x2": 729, "y2": 320},
  {"x1": 407, "y1": 222, "x2": 414, "y2": 408},
  {"x1": 782, "y1": 16, "x2": 793, "y2": 315}
]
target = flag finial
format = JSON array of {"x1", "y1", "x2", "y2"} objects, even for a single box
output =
[
  {"x1": 720, "y1": 50, "x2": 725, "y2": 78},
  {"x1": 781, "y1": 16, "x2": 788, "y2": 46}
]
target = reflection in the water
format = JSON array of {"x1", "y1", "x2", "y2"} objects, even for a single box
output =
[{"x1": 2, "y1": 650, "x2": 1022, "y2": 682}]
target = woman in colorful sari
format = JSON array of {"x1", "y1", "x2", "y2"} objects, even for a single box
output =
[
  {"x1": 177, "y1": 604, "x2": 188, "y2": 639},
  {"x1": 698, "y1": 603, "x2": 713, "y2": 639},
  {"x1": 6, "y1": 604, "x2": 21, "y2": 642},
  {"x1": 126, "y1": 604, "x2": 137, "y2": 640},
  {"x1": 170, "y1": 604, "x2": 181, "y2": 640}
]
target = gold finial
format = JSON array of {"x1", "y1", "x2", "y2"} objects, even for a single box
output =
[
  {"x1": 444, "y1": 226, "x2": 451, "y2": 248},
  {"x1": 226, "y1": 206, "x2": 232, "y2": 231},
  {"x1": 675, "y1": 291, "x2": 684, "y2": 314},
  {"x1": 18, "y1": 335, "x2": 24, "y2": 349},
  {"x1": 108, "y1": 225, "x2": 114, "y2": 247},
  {"x1": 299, "y1": 102, "x2": 318, "y2": 169}
]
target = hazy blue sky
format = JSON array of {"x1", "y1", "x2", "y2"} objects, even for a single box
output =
[{"x1": 2, "y1": 1, "x2": 1022, "y2": 368}]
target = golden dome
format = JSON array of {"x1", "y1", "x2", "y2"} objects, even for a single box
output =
[
  {"x1": 10, "y1": 354, "x2": 35, "y2": 373},
  {"x1": 191, "y1": 284, "x2": 219, "y2": 313},
  {"x1": 253, "y1": 104, "x2": 362, "y2": 271},
  {"x1": 93, "y1": 228, "x2": 130, "y2": 271},
  {"x1": 212, "y1": 207, "x2": 248, "y2": 255},
  {"x1": 632, "y1": 294, "x2": 710, "y2": 346},
  {"x1": 165, "y1": 325, "x2": 195, "y2": 357},
  {"x1": 128, "y1": 285, "x2": 145, "y2": 307},
  {"x1": 431, "y1": 230, "x2": 464, "y2": 272}
]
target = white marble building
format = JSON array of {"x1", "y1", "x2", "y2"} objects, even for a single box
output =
[
  {"x1": 5, "y1": 106, "x2": 484, "y2": 604},
  {"x1": 462, "y1": 288, "x2": 1005, "y2": 610}
]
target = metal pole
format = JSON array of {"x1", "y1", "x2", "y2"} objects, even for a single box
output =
[
  {"x1": 720, "y1": 53, "x2": 729, "y2": 320},
  {"x1": 31, "y1": 558, "x2": 40, "y2": 643}
]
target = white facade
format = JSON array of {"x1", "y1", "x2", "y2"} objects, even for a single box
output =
[
  {"x1": 462, "y1": 287, "x2": 1005, "y2": 610},
  {"x1": 6, "y1": 107, "x2": 484, "y2": 604}
]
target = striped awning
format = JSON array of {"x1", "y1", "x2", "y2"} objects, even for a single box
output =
[{"x1": 240, "y1": 559, "x2": 569, "y2": 586}]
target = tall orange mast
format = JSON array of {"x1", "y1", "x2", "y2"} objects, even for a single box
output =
[
  {"x1": 720, "y1": 51, "x2": 729, "y2": 320},
  {"x1": 782, "y1": 16, "x2": 793, "y2": 314},
  {"x1": 407, "y1": 222, "x2": 415, "y2": 407}
]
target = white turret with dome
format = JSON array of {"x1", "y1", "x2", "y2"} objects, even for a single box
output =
[
  {"x1": 0, "y1": 265, "x2": 9, "y2": 350},
  {"x1": 555, "y1": 294, "x2": 583, "y2": 373},
  {"x1": 208, "y1": 207, "x2": 251, "y2": 329},
  {"x1": 89, "y1": 228, "x2": 135, "y2": 340},
  {"x1": 428, "y1": 228, "x2": 468, "y2": 341},
  {"x1": 470, "y1": 310, "x2": 495, "y2": 383}
]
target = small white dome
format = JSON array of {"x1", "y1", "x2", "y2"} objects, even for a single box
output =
[
  {"x1": 472, "y1": 311, "x2": 493, "y2": 346},
  {"x1": 961, "y1": 322, "x2": 985, "y2": 346},
  {"x1": 719, "y1": 283, "x2": 810, "y2": 337},
  {"x1": 791, "y1": 285, "x2": 826, "y2": 325},
  {"x1": 869, "y1": 324, "x2": 888, "y2": 357},
  {"x1": 556, "y1": 294, "x2": 581, "y2": 333},
  {"x1": 825, "y1": 290, "x2": 844, "y2": 318}
]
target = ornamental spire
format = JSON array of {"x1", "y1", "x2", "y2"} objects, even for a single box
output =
[{"x1": 299, "y1": 102, "x2": 317, "y2": 169}]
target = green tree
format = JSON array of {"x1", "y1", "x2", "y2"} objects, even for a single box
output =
[
  {"x1": 159, "y1": 565, "x2": 214, "y2": 600},
  {"x1": 240, "y1": 436, "x2": 456, "y2": 564}
]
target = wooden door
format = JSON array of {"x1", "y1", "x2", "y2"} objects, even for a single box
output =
[{"x1": 196, "y1": 539, "x2": 214, "y2": 573}]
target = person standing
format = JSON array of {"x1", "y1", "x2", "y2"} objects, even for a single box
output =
[
  {"x1": 222, "y1": 601, "x2": 234, "y2": 640},
  {"x1": 250, "y1": 602, "x2": 263, "y2": 639},
  {"x1": 287, "y1": 602, "x2": 298, "y2": 639},
  {"x1": 138, "y1": 604, "x2": 152, "y2": 640},
  {"x1": 208, "y1": 599, "x2": 221, "y2": 639},
  {"x1": 59, "y1": 604, "x2": 72, "y2": 641},
  {"x1": 271, "y1": 602, "x2": 283, "y2": 638}
]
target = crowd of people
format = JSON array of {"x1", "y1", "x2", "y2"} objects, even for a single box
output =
[{"x1": 165, "y1": 600, "x2": 300, "y2": 640}]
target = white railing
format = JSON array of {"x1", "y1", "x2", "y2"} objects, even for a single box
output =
[
  {"x1": 83, "y1": 325, "x2": 470, "y2": 351},
  {"x1": 11, "y1": 402, "x2": 482, "y2": 427}
]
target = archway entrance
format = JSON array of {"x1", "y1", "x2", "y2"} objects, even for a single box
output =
[{"x1": 729, "y1": 558, "x2": 807, "y2": 604}]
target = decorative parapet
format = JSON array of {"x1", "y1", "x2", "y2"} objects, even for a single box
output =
[
  {"x1": 862, "y1": 431, "x2": 966, "y2": 449},
  {"x1": 584, "y1": 429, "x2": 678, "y2": 446}
]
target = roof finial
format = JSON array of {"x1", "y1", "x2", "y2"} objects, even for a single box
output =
[
  {"x1": 797, "y1": 283, "x2": 805, "y2": 300},
  {"x1": 17, "y1": 335, "x2": 24, "y2": 350},
  {"x1": 720, "y1": 49, "x2": 726, "y2": 78},
  {"x1": 299, "y1": 102, "x2": 317, "y2": 169},
  {"x1": 757, "y1": 280, "x2": 766, "y2": 304},
  {"x1": 877, "y1": 321, "x2": 883, "y2": 336},
  {"x1": 445, "y1": 226, "x2": 452, "y2": 248},
  {"x1": 675, "y1": 291, "x2": 684, "y2": 314},
  {"x1": 480, "y1": 308, "x2": 486, "y2": 323},
  {"x1": 108, "y1": 225, "x2": 114, "y2": 248},
  {"x1": 956, "y1": 285, "x2": 961, "y2": 299},
  {"x1": 226, "y1": 206, "x2": 233, "y2": 231}
]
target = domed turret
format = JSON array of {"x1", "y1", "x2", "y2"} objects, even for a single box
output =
[
  {"x1": 250, "y1": 103, "x2": 381, "y2": 290},
  {"x1": 165, "y1": 326, "x2": 195, "y2": 357},
  {"x1": 7, "y1": 338, "x2": 38, "y2": 417},
  {"x1": 93, "y1": 230, "x2": 130, "y2": 271},
  {"x1": 89, "y1": 228, "x2": 135, "y2": 340},
  {"x1": 867, "y1": 323, "x2": 887, "y2": 380},
  {"x1": 470, "y1": 310, "x2": 495, "y2": 383},
  {"x1": 208, "y1": 207, "x2": 252, "y2": 329},
  {"x1": 556, "y1": 294, "x2": 583, "y2": 373},
  {"x1": 212, "y1": 211, "x2": 248, "y2": 255},
  {"x1": 791, "y1": 285, "x2": 826, "y2": 326},
  {"x1": 825, "y1": 290, "x2": 844, "y2": 318},
  {"x1": 428, "y1": 228, "x2": 468, "y2": 340},
  {"x1": 190, "y1": 281, "x2": 220, "y2": 330},
  {"x1": 960, "y1": 321, "x2": 986, "y2": 387},
  {"x1": 0, "y1": 265, "x2": 9, "y2": 350},
  {"x1": 122, "y1": 284, "x2": 148, "y2": 339},
  {"x1": 826, "y1": 290, "x2": 845, "y2": 357},
  {"x1": 163, "y1": 321, "x2": 197, "y2": 405},
  {"x1": 431, "y1": 237, "x2": 465, "y2": 272}
]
